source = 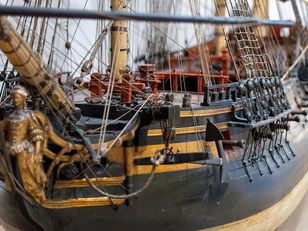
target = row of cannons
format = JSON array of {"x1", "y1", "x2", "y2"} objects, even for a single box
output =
[
  {"x1": 202, "y1": 75, "x2": 307, "y2": 182},
  {"x1": 235, "y1": 76, "x2": 289, "y2": 122},
  {"x1": 203, "y1": 76, "x2": 290, "y2": 123},
  {"x1": 232, "y1": 76, "x2": 306, "y2": 180}
]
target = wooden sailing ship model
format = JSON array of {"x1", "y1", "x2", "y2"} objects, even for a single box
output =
[{"x1": 0, "y1": 0, "x2": 307, "y2": 230}]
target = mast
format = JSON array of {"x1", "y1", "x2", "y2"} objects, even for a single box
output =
[
  {"x1": 253, "y1": 0, "x2": 269, "y2": 37},
  {"x1": 214, "y1": 0, "x2": 226, "y2": 56},
  {"x1": 110, "y1": 0, "x2": 128, "y2": 83},
  {"x1": 290, "y1": 0, "x2": 303, "y2": 29},
  {"x1": 0, "y1": 16, "x2": 77, "y2": 120}
]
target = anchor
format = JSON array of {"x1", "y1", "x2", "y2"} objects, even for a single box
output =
[{"x1": 206, "y1": 119, "x2": 228, "y2": 205}]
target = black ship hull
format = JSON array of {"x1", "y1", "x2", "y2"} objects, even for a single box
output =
[
  {"x1": 0, "y1": 2, "x2": 307, "y2": 230},
  {"x1": 14, "y1": 79, "x2": 308, "y2": 231},
  {"x1": 18, "y1": 131, "x2": 308, "y2": 231}
]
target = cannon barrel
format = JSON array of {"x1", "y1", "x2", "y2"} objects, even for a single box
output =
[
  {"x1": 290, "y1": 110, "x2": 307, "y2": 116},
  {"x1": 282, "y1": 116, "x2": 300, "y2": 123},
  {"x1": 222, "y1": 140, "x2": 246, "y2": 148}
]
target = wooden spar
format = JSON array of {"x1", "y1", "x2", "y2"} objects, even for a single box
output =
[
  {"x1": 110, "y1": 0, "x2": 128, "y2": 83},
  {"x1": 281, "y1": 43, "x2": 308, "y2": 81},
  {"x1": 0, "y1": 6, "x2": 296, "y2": 26},
  {"x1": 253, "y1": 0, "x2": 269, "y2": 37},
  {"x1": 0, "y1": 16, "x2": 76, "y2": 120},
  {"x1": 214, "y1": 0, "x2": 226, "y2": 56}
]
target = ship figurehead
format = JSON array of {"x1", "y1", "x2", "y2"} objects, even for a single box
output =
[{"x1": 2, "y1": 85, "x2": 47, "y2": 203}]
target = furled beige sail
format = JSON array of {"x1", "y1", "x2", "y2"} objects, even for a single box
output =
[{"x1": 0, "y1": 16, "x2": 76, "y2": 120}]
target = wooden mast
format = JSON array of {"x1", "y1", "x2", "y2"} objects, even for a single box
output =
[
  {"x1": 214, "y1": 0, "x2": 226, "y2": 56},
  {"x1": 110, "y1": 0, "x2": 128, "y2": 83},
  {"x1": 253, "y1": 0, "x2": 269, "y2": 37}
]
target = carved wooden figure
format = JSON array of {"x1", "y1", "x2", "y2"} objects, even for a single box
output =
[{"x1": 2, "y1": 85, "x2": 47, "y2": 203}]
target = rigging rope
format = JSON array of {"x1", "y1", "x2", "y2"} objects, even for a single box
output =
[
  {"x1": 99, "y1": 94, "x2": 153, "y2": 158},
  {"x1": 84, "y1": 164, "x2": 156, "y2": 199},
  {"x1": 70, "y1": 1, "x2": 130, "y2": 78},
  {"x1": 60, "y1": 0, "x2": 90, "y2": 70},
  {"x1": 0, "y1": 4, "x2": 156, "y2": 199},
  {"x1": 189, "y1": 0, "x2": 211, "y2": 86},
  {"x1": 120, "y1": 0, "x2": 204, "y2": 65},
  {"x1": 98, "y1": 26, "x2": 121, "y2": 154}
]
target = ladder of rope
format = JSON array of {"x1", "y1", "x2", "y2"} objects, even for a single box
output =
[{"x1": 226, "y1": 0, "x2": 271, "y2": 78}]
